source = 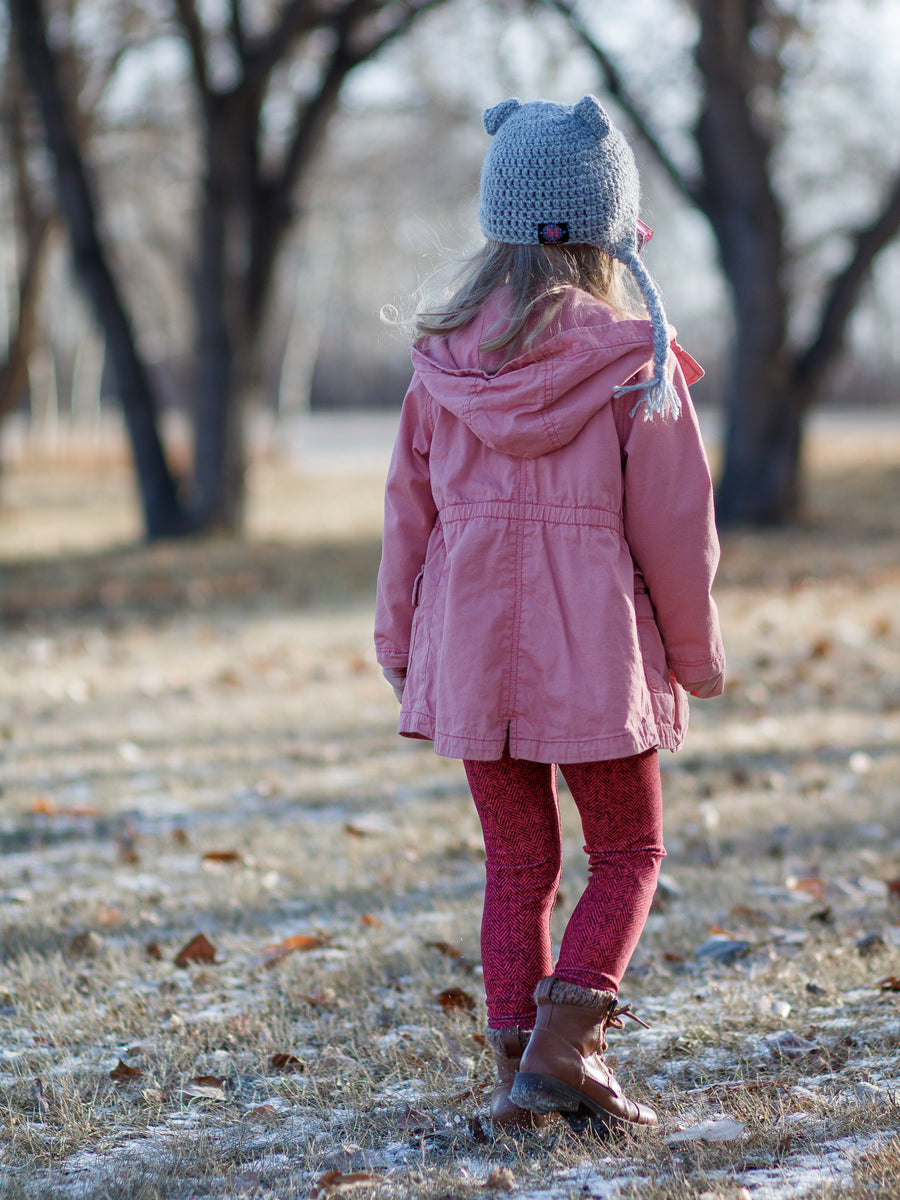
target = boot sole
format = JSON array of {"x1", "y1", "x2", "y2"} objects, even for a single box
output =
[{"x1": 511, "y1": 1072, "x2": 644, "y2": 1129}]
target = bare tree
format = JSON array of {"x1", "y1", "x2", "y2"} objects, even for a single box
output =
[
  {"x1": 544, "y1": 0, "x2": 900, "y2": 524},
  {"x1": 0, "y1": 32, "x2": 56, "y2": 427},
  {"x1": 7, "y1": 0, "x2": 447, "y2": 537}
]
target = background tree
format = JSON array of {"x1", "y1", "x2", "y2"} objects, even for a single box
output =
[
  {"x1": 0, "y1": 28, "x2": 56, "y2": 429},
  {"x1": 7, "y1": 0, "x2": 446, "y2": 537},
  {"x1": 545, "y1": 0, "x2": 900, "y2": 524}
]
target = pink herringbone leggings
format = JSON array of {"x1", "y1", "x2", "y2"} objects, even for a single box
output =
[{"x1": 464, "y1": 745, "x2": 665, "y2": 1028}]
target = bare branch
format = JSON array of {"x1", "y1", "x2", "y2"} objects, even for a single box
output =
[
  {"x1": 248, "y1": 0, "x2": 339, "y2": 87},
  {"x1": 171, "y1": 0, "x2": 210, "y2": 98},
  {"x1": 229, "y1": 0, "x2": 247, "y2": 61},
  {"x1": 542, "y1": 0, "x2": 702, "y2": 206},
  {"x1": 794, "y1": 169, "x2": 900, "y2": 396},
  {"x1": 278, "y1": 0, "x2": 446, "y2": 197}
]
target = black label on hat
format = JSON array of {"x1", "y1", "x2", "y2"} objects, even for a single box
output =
[{"x1": 538, "y1": 222, "x2": 569, "y2": 244}]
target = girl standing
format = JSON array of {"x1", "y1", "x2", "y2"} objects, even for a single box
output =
[{"x1": 375, "y1": 96, "x2": 725, "y2": 1132}]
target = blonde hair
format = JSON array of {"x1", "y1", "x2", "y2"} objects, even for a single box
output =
[{"x1": 414, "y1": 239, "x2": 634, "y2": 358}]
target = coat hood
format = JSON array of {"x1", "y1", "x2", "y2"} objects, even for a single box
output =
[{"x1": 410, "y1": 288, "x2": 700, "y2": 459}]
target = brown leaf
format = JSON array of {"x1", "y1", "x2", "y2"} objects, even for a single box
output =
[
  {"x1": 428, "y1": 940, "x2": 464, "y2": 960},
  {"x1": 343, "y1": 823, "x2": 371, "y2": 838},
  {"x1": 244, "y1": 1104, "x2": 282, "y2": 1123},
  {"x1": 787, "y1": 876, "x2": 827, "y2": 903},
  {"x1": 202, "y1": 850, "x2": 243, "y2": 864},
  {"x1": 182, "y1": 1074, "x2": 227, "y2": 1101},
  {"x1": 30, "y1": 796, "x2": 57, "y2": 816},
  {"x1": 875, "y1": 975, "x2": 900, "y2": 992},
  {"x1": 117, "y1": 836, "x2": 140, "y2": 864},
  {"x1": 298, "y1": 987, "x2": 337, "y2": 1007},
  {"x1": 399, "y1": 1104, "x2": 433, "y2": 1134},
  {"x1": 436, "y1": 987, "x2": 476, "y2": 1013},
  {"x1": 110, "y1": 1059, "x2": 143, "y2": 1082},
  {"x1": 270, "y1": 1052, "x2": 305, "y2": 1072},
  {"x1": 174, "y1": 933, "x2": 217, "y2": 968},
  {"x1": 261, "y1": 933, "x2": 329, "y2": 969},
  {"x1": 96, "y1": 907, "x2": 125, "y2": 926},
  {"x1": 145, "y1": 942, "x2": 164, "y2": 961},
  {"x1": 810, "y1": 637, "x2": 833, "y2": 659},
  {"x1": 360, "y1": 914, "x2": 383, "y2": 928},
  {"x1": 310, "y1": 1171, "x2": 383, "y2": 1198}
]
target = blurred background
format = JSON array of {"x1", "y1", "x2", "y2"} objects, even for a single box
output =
[{"x1": 1, "y1": 0, "x2": 899, "y2": 541}]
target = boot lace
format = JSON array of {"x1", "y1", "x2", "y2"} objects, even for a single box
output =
[{"x1": 606, "y1": 1002, "x2": 650, "y2": 1033}]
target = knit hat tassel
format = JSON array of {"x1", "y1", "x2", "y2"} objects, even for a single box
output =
[{"x1": 611, "y1": 252, "x2": 682, "y2": 422}]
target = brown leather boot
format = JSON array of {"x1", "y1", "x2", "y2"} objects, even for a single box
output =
[
  {"x1": 510, "y1": 977, "x2": 657, "y2": 1128},
  {"x1": 485, "y1": 1027, "x2": 547, "y2": 1131}
]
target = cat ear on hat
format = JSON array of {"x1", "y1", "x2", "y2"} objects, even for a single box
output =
[
  {"x1": 574, "y1": 95, "x2": 611, "y2": 138},
  {"x1": 483, "y1": 98, "x2": 521, "y2": 135}
]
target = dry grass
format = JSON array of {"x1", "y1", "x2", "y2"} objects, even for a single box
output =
[{"x1": 1, "y1": 417, "x2": 900, "y2": 1199}]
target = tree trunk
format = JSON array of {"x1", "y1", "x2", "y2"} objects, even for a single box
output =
[
  {"x1": 0, "y1": 217, "x2": 53, "y2": 422},
  {"x1": 694, "y1": 0, "x2": 800, "y2": 525},
  {"x1": 9, "y1": 0, "x2": 186, "y2": 539},
  {"x1": 190, "y1": 99, "x2": 245, "y2": 532}
]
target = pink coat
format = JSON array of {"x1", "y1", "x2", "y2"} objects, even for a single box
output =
[{"x1": 375, "y1": 287, "x2": 725, "y2": 763}]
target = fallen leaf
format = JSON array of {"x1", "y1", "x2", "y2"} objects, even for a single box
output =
[
  {"x1": 343, "y1": 823, "x2": 373, "y2": 838},
  {"x1": 437, "y1": 987, "x2": 476, "y2": 1012},
  {"x1": 695, "y1": 935, "x2": 751, "y2": 965},
  {"x1": 875, "y1": 976, "x2": 900, "y2": 992},
  {"x1": 244, "y1": 1104, "x2": 282, "y2": 1123},
  {"x1": 174, "y1": 933, "x2": 217, "y2": 968},
  {"x1": 270, "y1": 1052, "x2": 305, "y2": 1071},
  {"x1": 182, "y1": 1074, "x2": 227, "y2": 1101},
  {"x1": 428, "y1": 940, "x2": 464, "y2": 960},
  {"x1": 310, "y1": 1171, "x2": 383, "y2": 1198},
  {"x1": 298, "y1": 987, "x2": 337, "y2": 1007},
  {"x1": 96, "y1": 907, "x2": 125, "y2": 926},
  {"x1": 786, "y1": 876, "x2": 827, "y2": 902},
  {"x1": 145, "y1": 942, "x2": 164, "y2": 961},
  {"x1": 202, "y1": 850, "x2": 243, "y2": 864},
  {"x1": 399, "y1": 1104, "x2": 433, "y2": 1134},
  {"x1": 765, "y1": 1030, "x2": 820, "y2": 1060},
  {"x1": 857, "y1": 931, "x2": 886, "y2": 957},
  {"x1": 69, "y1": 930, "x2": 104, "y2": 958},
  {"x1": 110, "y1": 1059, "x2": 143, "y2": 1082},
  {"x1": 360, "y1": 914, "x2": 383, "y2": 928},
  {"x1": 30, "y1": 796, "x2": 57, "y2": 816},
  {"x1": 117, "y1": 835, "x2": 139, "y2": 864},
  {"x1": 261, "y1": 933, "x2": 330, "y2": 969}
]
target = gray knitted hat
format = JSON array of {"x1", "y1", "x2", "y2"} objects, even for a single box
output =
[{"x1": 479, "y1": 96, "x2": 678, "y2": 419}]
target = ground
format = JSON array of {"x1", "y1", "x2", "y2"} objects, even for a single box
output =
[{"x1": 1, "y1": 413, "x2": 899, "y2": 1200}]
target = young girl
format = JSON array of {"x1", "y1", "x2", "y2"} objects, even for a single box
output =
[{"x1": 375, "y1": 96, "x2": 725, "y2": 1132}]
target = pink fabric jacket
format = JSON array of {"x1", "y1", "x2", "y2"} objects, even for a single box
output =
[{"x1": 375, "y1": 287, "x2": 725, "y2": 763}]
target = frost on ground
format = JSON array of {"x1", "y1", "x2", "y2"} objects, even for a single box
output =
[{"x1": 1, "y1": 423, "x2": 900, "y2": 1200}]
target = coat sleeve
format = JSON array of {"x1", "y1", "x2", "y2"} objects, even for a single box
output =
[
  {"x1": 374, "y1": 377, "x2": 438, "y2": 670},
  {"x1": 616, "y1": 362, "x2": 726, "y2": 687}
]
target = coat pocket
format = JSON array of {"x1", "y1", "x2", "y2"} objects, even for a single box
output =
[
  {"x1": 634, "y1": 591, "x2": 670, "y2": 696},
  {"x1": 411, "y1": 568, "x2": 425, "y2": 608}
]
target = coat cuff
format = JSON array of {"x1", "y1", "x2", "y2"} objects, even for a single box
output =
[{"x1": 375, "y1": 645, "x2": 409, "y2": 671}]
